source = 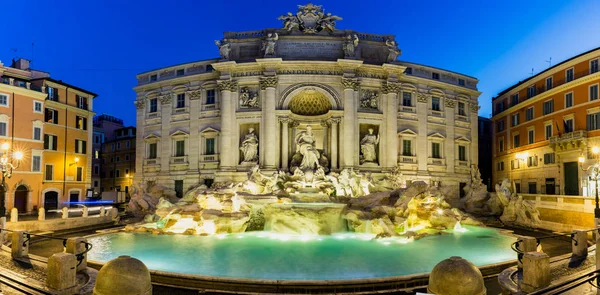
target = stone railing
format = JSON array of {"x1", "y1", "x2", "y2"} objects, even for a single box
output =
[
  {"x1": 456, "y1": 114, "x2": 469, "y2": 121},
  {"x1": 173, "y1": 106, "x2": 189, "y2": 114},
  {"x1": 146, "y1": 112, "x2": 160, "y2": 119},
  {"x1": 224, "y1": 30, "x2": 267, "y2": 39},
  {"x1": 427, "y1": 157, "x2": 445, "y2": 166},
  {"x1": 549, "y1": 130, "x2": 587, "y2": 146},
  {"x1": 398, "y1": 155, "x2": 417, "y2": 164},
  {"x1": 199, "y1": 154, "x2": 219, "y2": 162},
  {"x1": 170, "y1": 155, "x2": 188, "y2": 165},
  {"x1": 399, "y1": 105, "x2": 416, "y2": 113},
  {"x1": 201, "y1": 104, "x2": 217, "y2": 111},
  {"x1": 144, "y1": 158, "x2": 160, "y2": 166},
  {"x1": 455, "y1": 160, "x2": 469, "y2": 168},
  {"x1": 428, "y1": 110, "x2": 444, "y2": 117},
  {"x1": 520, "y1": 193, "x2": 596, "y2": 232}
]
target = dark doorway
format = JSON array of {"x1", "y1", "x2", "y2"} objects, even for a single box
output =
[
  {"x1": 459, "y1": 182, "x2": 467, "y2": 198},
  {"x1": 14, "y1": 185, "x2": 28, "y2": 212},
  {"x1": 528, "y1": 182, "x2": 537, "y2": 194},
  {"x1": 564, "y1": 162, "x2": 579, "y2": 195},
  {"x1": 69, "y1": 192, "x2": 79, "y2": 207},
  {"x1": 545, "y1": 178, "x2": 556, "y2": 195},
  {"x1": 515, "y1": 183, "x2": 521, "y2": 194},
  {"x1": 44, "y1": 191, "x2": 58, "y2": 211}
]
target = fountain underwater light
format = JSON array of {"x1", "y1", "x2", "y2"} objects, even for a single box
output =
[{"x1": 453, "y1": 221, "x2": 468, "y2": 233}]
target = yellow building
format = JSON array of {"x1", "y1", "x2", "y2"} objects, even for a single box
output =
[{"x1": 0, "y1": 58, "x2": 96, "y2": 214}]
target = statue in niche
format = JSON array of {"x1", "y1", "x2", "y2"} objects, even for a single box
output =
[
  {"x1": 240, "y1": 128, "x2": 258, "y2": 163},
  {"x1": 214, "y1": 40, "x2": 231, "y2": 60},
  {"x1": 262, "y1": 33, "x2": 279, "y2": 57},
  {"x1": 239, "y1": 88, "x2": 259, "y2": 108},
  {"x1": 360, "y1": 128, "x2": 380, "y2": 164},
  {"x1": 360, "y1": 90, "x2": 378, "y2": 109},
  {"x1": 295, "y1": 126, "x2": 321, "y2": 171},
  {"x1": 385, "y1": 39, "x2": 401, "y2": 62},
  {"x1": 343, "y1": 34, "x2": 359, "y2": 58}
]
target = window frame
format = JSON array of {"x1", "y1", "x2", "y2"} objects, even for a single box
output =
[
  {"x1": 591, "y1": 59, "x2": 599, "y2": 74},
  {"x1": 589, "y1": 83, "x2": 599, "y2": 101},
  {"x1": 566, "y1": 67, "x2": 574, "y2": 82},
  {"x1": 565, "y1": 92, "x2": 574, "y2": 108},
  {"x1": 33, "y1": 101, "x2": 43, "y2": 113},
  {"x1": 545, "y1": 76, "x2": 553, "y2": 91},
  {"x1": 0, "y1": 93, "x2": 9, "y2": 108},
  {"x1": 176, "y1": 93, "x2": 186, "y2": 109},
  {"x1": 45, "y1": 164, "x2": 54, "y2": 181},
  {"x1": 525, "y1": 107, "x2": 534, "y2": 121},
  {"x1": 206, "y1": 89, "x2": 216, "y2": 105}
]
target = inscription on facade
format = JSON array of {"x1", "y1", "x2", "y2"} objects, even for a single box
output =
[{"x1": 278, "y1": 41, "x2": 343, "y2": 59}]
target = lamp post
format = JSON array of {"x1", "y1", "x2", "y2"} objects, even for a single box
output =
[
  {"x1": 579, "y1": 146, "x2": 600, "y2": 218},
  {"x1": 0, "y1": 142, "x2": 23, "y2": 217}
]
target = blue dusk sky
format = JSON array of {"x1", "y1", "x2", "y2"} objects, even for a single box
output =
[{"x1": 2, "y1": 0, "x2": 599, "y2": 126}]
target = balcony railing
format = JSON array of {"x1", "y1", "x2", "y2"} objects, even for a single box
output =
[
  {"x1": 146, "y1": 112, "x2": 160, "y2": 119},
  {"x1": 170, "y1": 155, "x2": 188, "y2": 164},
  {"x1": 429, "y1": 110, "x2": 444, "y2": 117},
  {"x1": 455, "y1": 160, "x2": 469, "y2": 167},
  {"x1": 199, "y1": 154, "x2": 219, "y2": 162},
  {"x1": 144, "y1": 158, "x2": 160, "y2": 166},
  {"x1": 456, "y1": 114, "x2": 469, "y2": 121},
  {"x1": 201, "y1": 104, "x2": 217, "y2": 111},
  {"x1": 398, "y1": 155, "x2": 417, "y2": 164},
  {"x1": 399, "y1": 106, "x2": 416, "y2": 113},
  {"x1": 549, "y1": 130, "x2": 587, "y2": 145},
  {"x1": 173, "y1": 107, "x2": 189, "y2": 114},
  {"x1": 427, "y1": 157, "x2": 446, "y2": 166}
]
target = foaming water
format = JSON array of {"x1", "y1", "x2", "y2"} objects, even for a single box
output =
[{"x1": 87, "y1": 225, "x2": 515, "y2": 280}]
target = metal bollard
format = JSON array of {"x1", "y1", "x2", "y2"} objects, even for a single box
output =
[
  {"x1": 11, "y1": 231, "x2": 28, "y2": 259},
  {"x1": 66, "y1": 237, "x2": 88, "y2": 272},
  {"x1": 520, "y1": 251, "x2": 550, "y2": 293}
]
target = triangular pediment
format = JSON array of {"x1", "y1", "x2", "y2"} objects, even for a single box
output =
[
  {"x1": 455, "y1": 136, "x2": 471, "y2": 143},
  {"x1": 398, "y1": 129, "x2": 418, "y2": 136},
  {"x1": 170, "y1": 130, "x2": 189, "y2": 137},
  {"x1": 427, "y1": 132, "x2": 445, "y2": 139},
  {"x1": 144, "y1": 133, "x2": 160, "y2": 140},
  {"x1": 199, "y1": 127, "x2": 220, "y2": 134}
]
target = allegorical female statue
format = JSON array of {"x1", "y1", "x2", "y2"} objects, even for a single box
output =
[
  {"x1": 262, "y1": 33, "x2": 279, "y2": 57},
  {"x1": 240, "y1": 128, "x2": 258, "y2": 163},
  {"x1": 295, "y1": 126, "x2": 321, "y2": 170},
  {"x1": 360, "y1": 128, "x2": 379, "y2": 164}
]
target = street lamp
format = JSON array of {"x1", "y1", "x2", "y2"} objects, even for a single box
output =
[
  {"x1": 0, "y1": 142, "x2": 23, "y2": 217},
  {"x1": 579, "y1": 146, "x2": 600, "y2": 218}
]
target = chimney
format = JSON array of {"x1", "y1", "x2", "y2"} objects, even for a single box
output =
[{"x1": 11, "y1": 58, "x2": 30, "y2": 70}]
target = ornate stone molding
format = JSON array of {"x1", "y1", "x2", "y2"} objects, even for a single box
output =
[
  {"x1": 470, "y1": 102, "x2": 480, "y2": 112},
  {"x1": 444, "y1": 99, "x2": 456, "y2": 108},
  {"x1": 217, "y1": 80, "x2": 238, "y2": 92},
  {"x1": 382, "y1": 81, "x2": 402, "y2": 94},
  {"x1": 289, "y1": 120, "x2": 300, "y2": 128},
  {"x1": 260, "y1": 76, "x2": 278, "y2": 90},
  {"x1": 416, "y1": 93, "x2": 429, "y2": 103},
  {"x1": 134, "y1": 100, "x2": 145, "y2": 109},
  {"x1": 341, "y1": 77, "x2": 358, "y2": 90},
  {"x1": 327, "y1": 117, "x2": 342, "y2": 125},
  {"x1": 187, "y1": 90, "x2": 203, "y2": 100},
  {"x1": 278, "y1": 117, "x2": 292, "y2": 124},
  {"x1": 158, "y1": 94, "x2": 172, "y2": 105}
]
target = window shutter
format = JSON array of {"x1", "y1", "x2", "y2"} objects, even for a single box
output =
[
  {"x1": 44, "y1": 134, "x2": 49, "y2": 149},
  {"x1": 83, "y1": 141, "x2": 87, "y2": 153}
]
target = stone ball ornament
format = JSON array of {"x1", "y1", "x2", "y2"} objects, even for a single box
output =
[
  {"x1": 427, "y1": 256, "x2": 486, "y2": 295},
  {"x1": 93, "y1": 255, "x2": 152, "y2": 295}
]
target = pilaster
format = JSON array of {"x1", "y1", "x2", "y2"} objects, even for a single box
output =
[
  {"x1": 188, "y1": 89, "x2": 202, "y2": 173},
  {"x1": 133, "y1": 99, "x2": 145, "y2": 183},
  {"x1": 341, "y1": 77, "x2": 358, "y2": 168},
  {"x1": 471, "y1": 102, "x2": 480, "y2": 166},
  {"x1": 416, "y1": 92, "x2": 429, "y2": 174},
  {"x1": 260, "y1": 76, "x2": 278, "y2": 169},
  {"x1": 159, "y1": 94, "x2": 172, "y2": 175},
  {"x1": 218, "y1": 80, "x2": 238, "y2": 170},
  {"x1": 383, "y1": 82, "x2": 401, "y2": 168},
  {"x1": 445, "y1": 98, "x2": 456, "y2": 173}
]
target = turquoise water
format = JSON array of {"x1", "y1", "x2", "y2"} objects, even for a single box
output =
[{"x1": 87, "y1": 225, "x2": 516, "y2": 280}]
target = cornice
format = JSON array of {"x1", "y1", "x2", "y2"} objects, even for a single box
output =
[
  {"x1": 0, "y1": 84, "x2": 47, "y2": 100},
  {"x1": 45, "y1": 100, "x2": 96, "y2": 115}
]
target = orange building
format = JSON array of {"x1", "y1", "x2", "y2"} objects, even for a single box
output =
[
  {"x1": 0, "y1": 58, "x2": 96, "y2": 215},
  {"x1": 491, "y1": 47, "x2": 600, "y2": 196}
]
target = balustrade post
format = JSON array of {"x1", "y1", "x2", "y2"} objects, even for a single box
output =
[
  {"x1": 572, "y1": 230, "x2": 588, "y2": 257},
  {"x1": 62, "y1": 207, "x2": 69, "y2": 219},
  {"x1": 517, "y1": 236, "x2": 537, "y2": 269},
  {"x1": 47, "y1": 252, "x2": 77, "y2": 294},
  {"x1": 38, "y1": 207, "x2": 45, "y2": 221},
  {"x1": 11, "y1": 231, "x2": 28, "y2": 259},
  {"x1": 10, "y1": 208, "x2": 18, "y2": 222},
  {"x1": 66, "y1": 237, "x2": 88, "y2": 272},
  {"x1": 520, "y1": 252, "x2": 550, "y2": 293}
]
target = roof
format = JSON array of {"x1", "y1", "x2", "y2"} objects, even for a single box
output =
[
  {"x1": 31, "y1": 77, "x2": 98, "y2": 98},
  {"x1": 493, "y1": 46, "x2": 600, "y2": 100}
]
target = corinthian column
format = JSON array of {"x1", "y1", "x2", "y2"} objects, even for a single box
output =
[
  {"x1": 218, "y1": 80, "x2": 238, "y2": 170},
  {"x1": 341, "y1": 78, "x2": 358, "y2": 168},
  {"x1": 158, "y1": 94, "x2": 172, "y2": 174},
  {"x1": 260, "y1": 76, "x2": 278, "y2": 169},
  {"x1": 329, "y1": 117, "x2": 341, "y2": 170},
  {"x1": 279, "y1": 117, "x2": 290, "y2": 170},
  {"x1": 383, "y1": 82, "x2": 401, "y2": 168}
]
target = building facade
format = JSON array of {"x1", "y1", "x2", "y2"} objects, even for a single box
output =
[
  {"x1": 92, "y1": 114, "x2": 126, "y2": 194},
  {"x1": 491, "y1": 47, "x2": 600, "y2": 196},
  {"x1": 134, "y1": 5, "x2": 481, "y2": 202},
  {"x1": 478, "y1": 116, "x2": 493, "y2": 191},
  {"x1": 0, "y1": 58, "x2": 96, "y2": 213},
  {"x1": 100, "y1": 126, "x2": 136, "y2": 193}
]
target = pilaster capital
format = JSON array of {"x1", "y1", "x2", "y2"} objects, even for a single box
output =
[
  {"x1": 416, "y1": 93, "x2": 429, "y2": 103},
  {"x1": 187, "y1": 89, "x2": 203, "y2": 100},
  {"x1": 341, "y1": 77, "x2": 359, "y2": 91},
  {"x1": 381, "y1": 81, "x2": 402, "y2": 94},
  {"x1": 327, "y1": 117, "x2": 342, "y2": 125},
  {"x1": 260, "y1": 76, "x2": 278, "y2": 90},
  {"x1": 158, "y1": 94, "x2": 172, "y2": 105},
  {"x1": 133, "y1": 100, "x2": 145, "y2": 109},
  {"x1": 278, "y1": 116, "x2": 292, "y2": 124},
  {"x1": 444, "y1": 99, "x2": 456, "y2": 108},
  {"x1": 470, "y1": 102, "x2": 480, "y2": 112},
  {"x1": 217, "y1": 80, "x2": 238, "y2": 92},
  {"x1": 289, "y1": 120, "x2": 300, "y2": 128}
]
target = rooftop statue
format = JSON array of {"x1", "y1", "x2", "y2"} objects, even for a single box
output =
[
  {"x1": 214, "y1": 40, "x2": 231, "y2": 60},
  {"x1": 385, "y1": 39, "x2": 402, "y2": 62},
  {"x1": 343, "y1": 34, "x2": 359, "y2": 58},
  {"x1": 277, "y1": 3, "x2": 342, "y2": 34},
  {"x1": 262, "y1": 33, "x2": 279, "y2": 57}
]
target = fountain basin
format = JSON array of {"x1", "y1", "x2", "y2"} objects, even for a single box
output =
[
  {"x1": 263, "y1": 202, "x2": 347, "y2": 234},
  {"x1": 87, "y1": 225, "x2": 515, "y2": 283}
]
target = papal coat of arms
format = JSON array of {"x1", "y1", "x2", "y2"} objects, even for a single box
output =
[{"x1": 277, "y1": 3, "x2": 342, "y2": 34}]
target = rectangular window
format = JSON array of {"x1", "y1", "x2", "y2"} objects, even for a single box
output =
[
  {"x1": 528, "y1": 129, "x2": 534, "y2": 144},
  {"x1": 76, "y1": 167, "x2": 83, "y2": 181},
  {"x1": 511, "y1": 159, "x2": 520, "y2": 170},
  {"x1": 75, "y1": 139, "x2": 87, "y2": 154},
  {"x1": 116, "y1": 169, "x2": 120, "y2": 178},
  {"x1": 125, "y1": 154, "x2": 130, "y2": 161},
  {"x1": 544, "y1": 153, "x2": 555, "y2": 164},
  {"x1": 150, "y1": 74, "x2": 157, "y2": 81},
  {"x1": 402, "y1": 92, "x2": 412, "y2": 107},
  {"x1": 458, "y1": 78, "x2": 465, "y2": 86},
  {"x1": 592, "y1": 59, "x2": 599, "y2": 74},
  {"x1": 176, "y1": 69, "x2": 185, "y2": 76},
  {"x1": 33, "y1": 127, "x2": 41, "y2": 140},
  {"x1": 499, "y1": 138, "x2": 504, "y2": 152},
  {"x1": 0, "y1": 94, "x2": 8, "y2": 107},
  {"x1": 458, "y1": 102, "x2": 466, "y2": 116},
  {"x1": 458, "y1": 145, "x2": 466, "y2": 161},
  {"x1": 176, "y1": 93, "x2": 185, "y2": 108},
  {"x1": 527, "y1": 156, "x2": 537, "y2": 167},
  {"x1": 528, "y1": 182, "x2": 537, "y2": 194},
  {"x1": 432, "y1": 72, "x2": 440, "y2": 80},
  {"x1": 402, "y1": 140, "x2": 412, "y2": 156},
  {"x1": 76, "y1": 95, "x2": 88, "y2": 110},
  {"x1": 431, "y1": 97, "x2": 441, "y2": 111},
  {"x1": 543, "y1": 100, "x2": 554, "y2": 115},
  {"x1": 564, "y1": 118, "x2": 574, "y2": 133},
  {"x1": 206, "y1": 89, "x2": 216, "y2": 105},
  {"x1": 174, "y1": 180, "x2": 184, "y2": 198},
  {"x1": 116, "y1": 156, "x2": 120, "y2": 162},
  {"x1": 44, "y1": 134, "x2": 58, "y2": 150},
  {"x1": 565, "y1": 92, "x2": 573, "y2": 108},
  {"x1": 526, "y1": 107, "x2": 534, "y2": 121},
  {"x1": 206, "y1": 138, "x2": 215, "y2": 155},
  {"x1": 149, "y1": 98, "x2": 158, "y2": 113},
  {"x1": 0, "y1": 122, "x2": 6, "y2": 137},
  {"x1": 45, "y1": 164, "x2": 53, "y2": 180},
  {"x1": 126, "y1": 141, "x2": 130, "y2": 148},
  {"x1": 497, "y1": 161, "x2": 504, "y2": 171},
  {"x1": 149, "y1": 143, "x2": 157, "y2": 159},
  {"x1": 527, "y1": 86, "x2": 536, "y2": 98},
  {"x1": 405, "y1": 67, "x2": 412, "y2": 75},
  {"x1": 496, "y1": 101, "x2": 505, "y2": 113},
  {"x1": 75, "y1": 116, "x2": 88, "y2": 130},
  {"x1": 47, "y1": 87, "x2": 58, "y2": 101},
  {"x1": 117, "y1": 142, "x2": 121, "y2": 149},
  {"x1": 546, "y1": 77, "x2": 553, "y2": 90},
  {"x1": 587, "y1": 112, "x2": 600, "y2": 131},
  {"x1": 497, "y1": 120, "x2": 505, "y2": 132},
  {"x1": 33, "y1": 101, "x2": 42, "y2": 113},
  {"x1": 545, "y1": 124, "x2": 553, "y2": 139},
  {"x1": 94, "y1": 165, "x2": 99, "y2": 175},
  {"x1": 175, "y1": 140, "x2": 185, "y2": 157},
  {"x1": 512, "y1": 114, "x2": 519, "y2": 126},
  {"x1": 590, "y1": 84, "x2": 599, "y2": 101},
  {"x1": 109, "y1": 170, "x2": 114, "y2": 178},
  {"x1": 32, "y1": 155, "x2": 41, "y2": 172},
  {"x1": 432, "y1": 142, "x2": 441, "y2": 159},
  {"x1": 511, "y1": 94, "x2": 519, "y2": 106},
  {"x1": 45, "y1": 108, "x2": 59, "y2": 124},
  {"x1": 566, "y1": 68, "x2": 574, "y2": 82},
  {"x1": 513, "y1": 135, "x2": 520, "y2": 148}
]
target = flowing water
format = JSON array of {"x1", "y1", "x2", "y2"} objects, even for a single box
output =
[{"x1": 87, "y1": 225, "x2": 515, "y2": 280}]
